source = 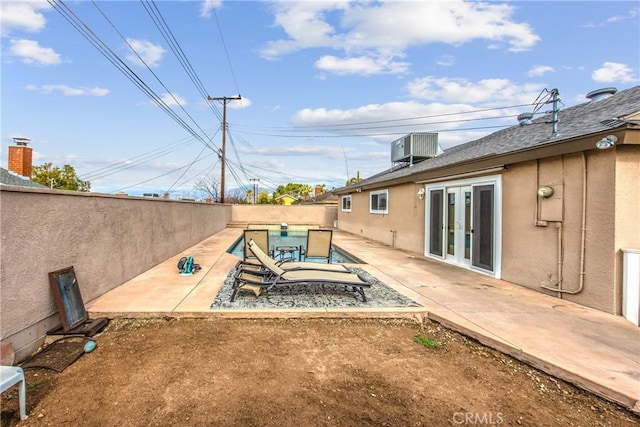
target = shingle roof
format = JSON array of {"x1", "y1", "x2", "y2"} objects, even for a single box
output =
[
  {"x1": 0, "y1": 168, "x2": 47, "y2": 188},
  {"x1": 342, "y1": 85, "x2": 640, "y2": 190}
]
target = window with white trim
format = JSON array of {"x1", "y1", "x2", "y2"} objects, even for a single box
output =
[
  {"x1": 341, "y1": 195, "x2": 352, "y2": 212},
  {"x1": 369, "y1": 189, "x2": 388, "y2": 214}
]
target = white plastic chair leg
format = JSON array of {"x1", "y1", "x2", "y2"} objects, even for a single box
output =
[{"x1": 1, "y1": 366, "x2": 28, "y2": 420}]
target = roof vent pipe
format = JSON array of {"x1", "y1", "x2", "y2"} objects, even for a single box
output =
[
  {"x1": 517, "y1": 112, "x2": 534, "y2": 126},
  {"x1": 586, "y1": 87, "x2": 617, "y2": 102}
]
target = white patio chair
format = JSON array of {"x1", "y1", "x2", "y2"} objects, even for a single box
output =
[{"x1": 1, "y1": 365, "x2": 28, "y2": 420}]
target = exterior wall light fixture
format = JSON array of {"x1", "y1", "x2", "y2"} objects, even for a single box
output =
[
  {"x1": 537, "y1": 186, "x2": 554, "y2": 198},
  {"x1": 596, "y1": 135, "x2": 617, "y2": 150},
  {"x1": 417, "y1": 188, "x2": 426, "y2": 200}
]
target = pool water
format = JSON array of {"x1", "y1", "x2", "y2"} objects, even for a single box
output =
[{"x1": 227, "y1": 230, "x2": 361, "y2": 264}]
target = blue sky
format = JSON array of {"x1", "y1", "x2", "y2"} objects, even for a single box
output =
[{"x1": 1, "y1": 1, "x2": 638, "y2": 198}]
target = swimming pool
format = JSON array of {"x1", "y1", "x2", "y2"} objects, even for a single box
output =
[{"x1": 227, "y1": 230, "x2": 362, "y2": 264}]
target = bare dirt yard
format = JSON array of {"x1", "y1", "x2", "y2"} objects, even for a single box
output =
[{"x1": 2, "y1": 317, "x2": 638, "y2": 427}]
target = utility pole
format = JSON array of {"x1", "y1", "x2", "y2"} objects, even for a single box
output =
[
  {"x1": 249, "y1": 178, "x2": 259, "y2": 204},
  {"x1": 207, "y1": 95, "x2": 241, "y2": 203}
]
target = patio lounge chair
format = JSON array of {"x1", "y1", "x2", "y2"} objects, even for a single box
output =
[
  {"x1": 299, "y1": 229, "x2": 333, "y2": 263},
  {"x1": 238, "y1": 240, "x2": 351, "y2": 273},
  {"x1": 230, "y1": 240, "x2": 371, "y2": 302},
  {"x1": 243, "y1": 229, "x2": 271, "y2": 262}
]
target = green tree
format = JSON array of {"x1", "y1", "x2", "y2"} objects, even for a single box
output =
[
  {"x1": 346, "y1": 171, "x2": 362, "y2": 186},
  {"x1": 32, "y1": 163, "x2": 91, "y2": 192},
  {"x1": 300, "y1": 184, "x2": 313, "y2": 201},
  {"x1": 257, "y1": 191, "x2": 271, "y2": 204}
]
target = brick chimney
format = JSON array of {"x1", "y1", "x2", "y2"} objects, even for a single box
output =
[
  {"x1": 8, "y1": 138, "x2": 33, "y2": 178},
  {"x1": 315, "y1": 185, "x2": 322, "y2": 198}
]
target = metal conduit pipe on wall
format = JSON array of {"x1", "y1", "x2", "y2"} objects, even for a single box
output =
[
  {"x1": 535, "y1": 158, "x2": 562, "y2": 297},
  {"x1": 542, "y1": 152, "x2": 587, "y2": 294}
]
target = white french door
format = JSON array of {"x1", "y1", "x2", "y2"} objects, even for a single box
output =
[
  {"x1": 425, "y1": 175, "x2": 501, "y2": 277},
  {"x1": 445, "y1": 187, "x2": 472, "y2": 267}
]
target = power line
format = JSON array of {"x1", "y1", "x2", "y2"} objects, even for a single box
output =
[
  {"x1": 142, "y1": 0, "x2": 223, "y2": 122},
  {"x1": 48, "y1": 0, "x2": 217, "y2": 154},
  {"x1": 212, "y1": 8, "x2": 242, "y2": 99},
  {"x1": 224, "y1": 156, "x2": 330, "y2": 188},
  {"x1": 245, "y1": 113, "x2": 521, "y2": 134},
  {"x1": 91, "y1": 0, "x2": 216, "y2": 150},
  {"x1": 226, "y1": 129, "x2": 251, "y2": 183},
  {"x1": 207, "y1": 96, "x2": 241, "y2": 203},
  {"x1": 164, "y1": 142, "x2": 209, "y2": 194},
  {"x1": 167, "y1": 157, "x2": 221, "y2": 199},
  {"x1": 80, "y1": 133, "x2": 202, "y2": 181},
  {"x1": 231, "y1": 124, "x2": 512, "y2": 139},
  {"x1": 225, "y1": 161, "x2": 251, "y2": 196},
  {"x1": 229, "y1": 102, "x2": 537, "y2": 132},
  {"x1": 112, "y1": 150, "x2": 217, "y2": 193}
]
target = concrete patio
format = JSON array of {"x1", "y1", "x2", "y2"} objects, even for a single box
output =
[{"x1": 86, "y1": 227, "x2": 640, "y2": 415}]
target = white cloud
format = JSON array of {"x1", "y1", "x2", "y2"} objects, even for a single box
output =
[
  {"x1": 260, "y1": 1, "x2": 345, "y2": 58},
  {"x1": 583, "y1": 8, "x2": 639, "y2": 28},
  {"x1": 592, "y1": 62, "x2": 637, "y2": 83},
  {"x1": 228, "y1": 97, "x2": 252, "y2": 110},
  {"x1": 606, "y1": 8, "x2": 639, "y2": 23},
  {"x1": 261, "y1": 1, "x2": 539, "y2": 75},
  {"x1": 26, "y1": 84, "x2": 109, "y2": 96},
  {"x1": 0, "y1": 1, "x2": 50, "y2": 36},
  {"x1": 240, "y1": 143, "x2": 387, "y2": 164},
  {"x1": 315, "y1": 55, "x2": 409, "y2": 75},
  {"x1": 436, "y1": 55, "x2": 455, "y2": 67},
  {"x1": 204, "y1": 96, "x2": 248, "y2": 110},
  {"x1": 158, "y1": 93, "x2": 187, "y2": 107},
  {"x1": 9, "y1": 38, "x2": 61, "y2": 66},
  {"x1": 340, "y1": 1, "x2": 539, "y2": 52},
  {"x1": 243, "y1": 144, "x2": 345, "y2": 159},
  {"x1": 405, "y1": 76, "x2": 544, "y2": 105},
  {"x1": 528, "y1": 65, "x2": 554, "y2": 77},
  {"x1": 200, "y1": 0, "x2": 223, "y2": 18},
  {"x1": 289, "y1": 100, "x2": 508, "y2": 150},
  {"x1": 125, "y1": 39, "x2": 165, "y2": 68},
  {"x1": 288, "y1": 76, "x2": 550, "y2": 150}
]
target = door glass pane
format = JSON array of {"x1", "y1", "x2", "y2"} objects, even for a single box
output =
[
  {"x1": 447, "y1": 192, "x2": 455, "y2": 256},
  {"x1": 429, "y1": 190, "x2": 443, "y2": 256},
  {"x1": 464, "y1": 191, "x2": 471, "y2": 260},
  {"x1": 472, "y1": 185, "x2": 494, "y2": 271}
]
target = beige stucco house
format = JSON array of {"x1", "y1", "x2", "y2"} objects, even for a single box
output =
[{"x1": 335, "y1": 86, "x2": 640, "y2": 317}]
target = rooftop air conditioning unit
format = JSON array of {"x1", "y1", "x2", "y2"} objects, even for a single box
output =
[{"x1": 391, "y1": 133, "x2": 442, "y2": 164}]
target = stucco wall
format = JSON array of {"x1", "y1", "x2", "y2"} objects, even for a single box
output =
[
  {"x1": 501, "y1": 152, "x2": 618, "y2": 313},
  {"x1": 339, "y1": 149, "x2": 629, "y2": 314},
  {"x1": 501, "y1": 160, "x2": 558, "y2": 290},
  {"x1": 337, "y1": 184, "x2": 425, "y2": 253},
  {"x1": 0, "y1": 187, "x2": 231, "y2": 359},
  {"x1": 615, "y1": 146, "x2": 640, "y2": 314},
  {"x1": 231, "y1": 205, "x2": 337, "y2": 228}
]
